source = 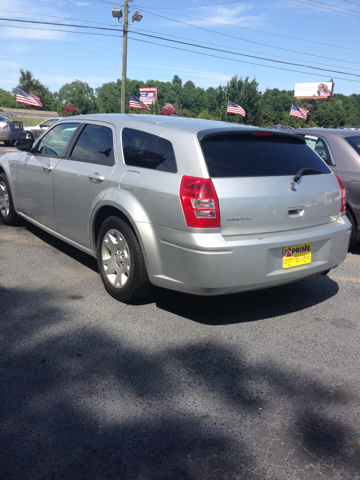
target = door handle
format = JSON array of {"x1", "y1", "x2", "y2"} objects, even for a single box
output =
[
  {"x1": 88, "y1": 173, "x2": 104, "y2": 182},
  {"x1": 43, "y1": 164, "x2": 53, "y2": 172}
]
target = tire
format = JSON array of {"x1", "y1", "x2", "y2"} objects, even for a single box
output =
[
  {"x1": 346, "y1": 209, "x2": 357, "y2": 248},
  {"x1": 3, "y1": 140, "x2": 15, "y2": 147},
  {"x1": 97, "y1": 216, "x2": 153, "y2": 303},
  {"x1": 0, "y1": 173, "x2": 22, "y2": 226},
  {"x1": 25, "y1": 131, "x2": 34, "y2": 142}
]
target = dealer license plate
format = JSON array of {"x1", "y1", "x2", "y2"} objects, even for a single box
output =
[{"x1": 283, "y1": 243, "x2": 311, "y2": 269}]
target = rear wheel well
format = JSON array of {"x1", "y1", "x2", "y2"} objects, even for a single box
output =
[
  {"x1": 93, "y1": 206, "x2": 135, "y2": 248},
  {"x1": 346, "y1": 204, "x2": 357, "y2": 229},
  {"x1": 0, "y1": 166, "x2": 5, "y2": 175}
]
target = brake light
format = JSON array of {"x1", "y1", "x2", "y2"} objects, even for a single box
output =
[
  {"x1": 2, "y1": 125, "x2": 9, "y2": 131},
  {"x1": 180, "y1": 176, "x2": 220, "y2": 228},
  {"x1": 252, "y1": 131, "x2": 272, "y2": 136},
  {"x1": 334, "y1": 173, "x2": 346, "y2": 213}
]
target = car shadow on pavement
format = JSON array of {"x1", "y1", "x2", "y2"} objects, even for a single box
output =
[
  {"x1": 0, "y1": 286, "x2": 359, "y2": 479},
  {"x1": 154, "y1": 274, "x2": 339, "y2": 325}
]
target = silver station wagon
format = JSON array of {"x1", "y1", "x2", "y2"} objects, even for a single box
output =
[{"x1": 0, "y1": 114, "x2": 351, "y2": 302}]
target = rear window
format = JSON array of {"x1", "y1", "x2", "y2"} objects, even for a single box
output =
[
  {"x1": 200, "y1": 133, "x2": 331, "y2": 177},
  {"x1": 345, "y1": 136, "x2": 360, "y2": 156}
]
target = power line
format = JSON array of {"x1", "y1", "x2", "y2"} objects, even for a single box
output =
[
  {"x1": 0, "y1": 7, "x2": 359, "y2": 71},
  {"x1": 139, "y1": 0, "x2": 244, "y2": 9},
  {"x1": 132, "y1": 27, "x2": 360, "y2": 71},
  {"x1": 309, "y1": 0, "x2": 360, "y2": 13},
  {"x1": 1, "y1": 17, "x2": 359, "y2": 78},
  {"x1": 0, "y1": 21, "x2": 359, "y2": 83},
  {"x1": 134, "y1": 3, "x2": 360, "y2": 52},
  {"x1": 293, "y1": 0, "x2": 360, "y2": 16}
]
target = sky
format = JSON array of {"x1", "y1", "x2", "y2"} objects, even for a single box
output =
[{"x1": 0, "y1": 0, "x2": 359, "y2": 98}]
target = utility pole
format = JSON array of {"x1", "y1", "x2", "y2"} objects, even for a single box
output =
[
  {"x1": 112, "y1": 3, "x2": 143, "y2": 114},
  {"x1": 121, "y1": 0, "x2": 129, "y2": 114}
]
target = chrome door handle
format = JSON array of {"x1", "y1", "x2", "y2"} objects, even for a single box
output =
[
  {"x1": 43, "y1": 164, "x2": 53, "y2": 172},
  {"x1": 88, "y1": 173, "x2": 104, "y2": 182}
]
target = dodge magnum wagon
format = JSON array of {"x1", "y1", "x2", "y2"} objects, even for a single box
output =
[{"x1": 0, "y1": 114, "x2": 351, "y2": 302}]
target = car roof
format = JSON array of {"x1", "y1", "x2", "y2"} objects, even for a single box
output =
[{"x1": 55, "y1": 113, "x2": 261, "y2": 136}]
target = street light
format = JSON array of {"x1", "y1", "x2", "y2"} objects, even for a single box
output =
[{"x1": 112, "y1": 2, "x2": 143, "y2": 114}]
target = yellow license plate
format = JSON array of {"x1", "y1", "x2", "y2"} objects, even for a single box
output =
[
  {"x1": 14, "y1": 124, "x2": 19, "y2": 128},
  {"x1": 283, "y1": 243, "x2": 311, "y2": 269}
]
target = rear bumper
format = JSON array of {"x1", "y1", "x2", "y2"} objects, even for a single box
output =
[
  {"x1": 0, "y1": 131, "x2": 26, "y2": 141},
  {"x1": 138, "y1": 216, "x2": 351, "y2": 295}
]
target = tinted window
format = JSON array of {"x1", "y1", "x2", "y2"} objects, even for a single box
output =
[
  {"x1": 0, "y1": 116, "x2": 9, "y2": 122},
  {"x1": 122, "y1": 128, "x2": 177, "y2": 173},
  {"x1": 200, "y1": 133, "x2": 331, "y2": 177},
  {"x1": 35, "y1": 123, "x2": 78, "y2": 157},
  {"x1": 70, "y1": 124, "x2": 114, "y2": 165},
  {"x1": 298, "y1": 134, "x2": 332, "y2": 165},
  {"x1": 345, "y1": 136, "x2": 360, "y2": 156}
]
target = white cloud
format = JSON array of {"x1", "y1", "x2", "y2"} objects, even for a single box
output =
[
  {"x1": 3, "y1": 27, "x2": 71, "y2": 41},
  {"x1": 0, "y1": 60, "x2": 21, "y2": 70}
]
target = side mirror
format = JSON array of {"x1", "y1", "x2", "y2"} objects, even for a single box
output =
[{"x1": 17, "y1": 139, "x2": 34, "y2": 152}]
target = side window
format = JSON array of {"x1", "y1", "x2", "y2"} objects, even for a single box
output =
[
  {"x1": 302, "y1": 135, "x2": 333, "y2": 166},
  {"x1": 122, "y1": 128, "x2": 177, "y2": 173},
  {"x1": 70, "y1": 124, "x2": 115, "y2": 165},
  {"x1": 34, "y1": 123, "x2": 79, "y2": 157},
  {"x1": 41, "y1": 119, "x2": 58, "y2": 128}
]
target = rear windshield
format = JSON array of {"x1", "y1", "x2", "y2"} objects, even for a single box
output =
[
  {"x1": 345, "y1": 136, "x2": 360, "y2": 156},
  {"x1": 200, "y1": 133, "x2": 331, "y2": 177}
]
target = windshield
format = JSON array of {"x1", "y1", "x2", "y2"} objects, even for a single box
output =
[{"x1": 345, "y1": 136, "x2": 360, "y2": 156}]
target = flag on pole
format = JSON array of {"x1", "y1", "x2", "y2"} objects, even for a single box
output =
[
  {"x1": 16, "y1": 87, "x2": 43, "y2": 108},
  {"x1": 227, "y1": 100, "x2": 246, "y2": 117},
  {"x1": 290, "y1": 104, "x2": 308, "y2": 120},
  {"x1": 129, "y1": 94, "x2": 150, "y2": 111}
]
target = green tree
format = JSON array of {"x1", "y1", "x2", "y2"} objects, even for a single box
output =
[
  {"x1": 0, "y1": 89, "x2": 16, "y2": 108},
  {"x1": 14, "y1": 69, "x2": 55, "y2": 111},
  {"x1": 57, "y1": 80, "x2": 97, "y2": 115}
]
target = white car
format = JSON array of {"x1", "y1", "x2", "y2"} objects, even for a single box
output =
[{"x1": 25, "y1": 117, "x2": 63, "y2": 142}]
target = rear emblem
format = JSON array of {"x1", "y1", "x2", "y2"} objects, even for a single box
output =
[{"x1": 289, "y1": 182, "x2": 297, "y2": 192}]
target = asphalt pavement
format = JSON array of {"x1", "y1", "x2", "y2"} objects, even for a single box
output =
[{"x1": 0, "y1": 189, "x2": 360, "y2": 479}]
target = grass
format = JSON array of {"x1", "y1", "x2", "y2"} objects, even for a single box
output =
[{"x1": 9, "y1": 116, "x2": 55, "y2": 127}]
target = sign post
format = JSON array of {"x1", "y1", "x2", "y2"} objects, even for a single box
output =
[
  {"x1": 139, "y1": 88, "x2": 157, "y2": 114},
  {"x1": 294, "y1": 80, "x2": 334, "y2": 125}
]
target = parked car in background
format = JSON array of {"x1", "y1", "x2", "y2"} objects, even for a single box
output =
[
  {"x1": 291, "y1": 128, "x2": 360, "y2": 247},
  {"x1": 25, "y1": 117, "x2": 63, "y2": 142},
  {"x1": 0, "y1": 116, "x2": 26, "y2": 146},
  {"x1": 0, "y1": 115, "x2": 350, "y2": 302},
  {"x1": 339, "y1": 126, "x2": 360, "y2": 131},
  {"x1": 266, "y1": 125, "x2": 294, "y2": 130}
]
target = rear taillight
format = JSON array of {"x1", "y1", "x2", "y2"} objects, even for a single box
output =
[
  {"x1": 180, "y1": 176, "x2": 220, "y2": 228},
  {"x1": 2, "y1": 125, "x2": 9, "y2": 131},
  {"x1": 334, "y1": 173, "x2": 346, "y2": 213}
]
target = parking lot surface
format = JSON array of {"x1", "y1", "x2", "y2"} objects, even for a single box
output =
[{"x1": 1, "y1": 212, "x2": 360, "y2": 478}]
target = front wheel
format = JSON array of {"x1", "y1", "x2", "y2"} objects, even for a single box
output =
[
  {"x1": 97, "y1": 216, "x2": 153, "y2": 303},
  {"x1": 0, "y1": 173, "x2": 22, "y2": 225},
  {"x1": 3, "y1": 140, "x2": 15, "y2": 147}
]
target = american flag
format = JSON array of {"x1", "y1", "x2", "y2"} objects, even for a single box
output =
[
  {"x1": 16, "y1": 87, "x2": 43, "y2": 108},
  {"x1": 227, "y1": 100, "x2": 245, "y2": 117},
  {"x1": 290, "y1": 104, "x2": 308, "y2": 120},
  {"x1": 129, "y1": 94, "x2": 150, "y2": 111}
]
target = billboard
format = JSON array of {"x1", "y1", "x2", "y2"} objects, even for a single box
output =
[
  {"x1": 295, "y1": 82, "x2": 334, "y2": 99},
  {"x1": 139, "y1": 87, "x2": 157, "y2": 104}
]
